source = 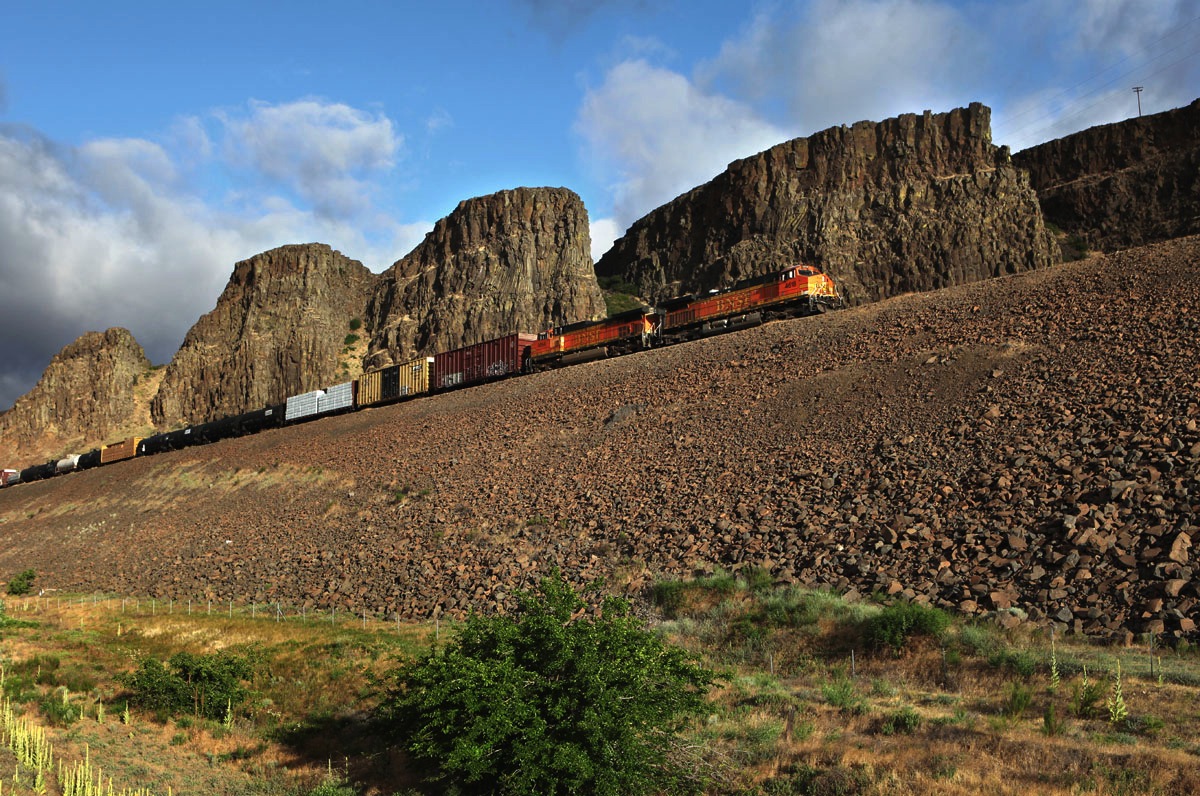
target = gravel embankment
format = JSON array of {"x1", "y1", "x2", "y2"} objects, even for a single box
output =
[{"x1": 2, "y1": 237, "x2": 1197, "y2": 639}]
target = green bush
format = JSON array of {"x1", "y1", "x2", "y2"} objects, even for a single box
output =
[
  {"x1": 863, "y1": 602, "x2": 949, "y2": 653},
  {"x1": 39, "y1": 686, "x2": 82, "y2": 727},
  {"x1": 343, "y1": 333, "x2": 360, "y2": 347},
  {"x1": 6, "y1": 569, "x2": 36, "y2": 596},
  {"x1": 348, "y1": 317, "x2": 362, "y2": 331},
  {"x1": 121, "y1": 651, "x2": 254, "y2": 720},
  {"x1": 381, "y1": 571, "x2": 718, "y2": 795},
  {"x1": 880, "y1": 706, "x2": 922, "y2": 735}
]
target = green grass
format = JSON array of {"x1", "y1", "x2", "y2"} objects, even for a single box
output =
[{"x1": 4, "y1": 584, "x2": 1200, "y2": 795}]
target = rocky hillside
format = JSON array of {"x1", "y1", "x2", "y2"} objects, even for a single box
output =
[
  {"x1": 1014, "y1": 98, "x2": 1200, "y2": 253},
  {"x1": 365, "y1": 187, "x2": 605, "y2": 369},
  {"x1": 0, "y1": 328, "x2": 155, "y2": 462},
  {"x1": 596, "y1": 103, "x2": 1058, "y2": 305},
  {"x1": 2, "y1": 237, "x2": 1196, "y2": 640},
  {"x1": 151, "y1": 244, "x2": 377, "y2": 427}
]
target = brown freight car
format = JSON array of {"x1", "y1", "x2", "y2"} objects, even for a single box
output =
[
  {"x1": 100, "y1": 437, "x2": 142, "y2": 465},
  {"x1": 433, "y1": 333, "x2": 538, "y2": 391}
]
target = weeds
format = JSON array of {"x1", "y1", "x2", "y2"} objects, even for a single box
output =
[
  {"x1": 863, "y1": 601, "x2": 949, "y2": 653},
  {"x1": 880, "y1": 706, "x2": 922, "y2": 735},
  {"x1": 1108, "y1": 659, "x2": 1128, "y2": 726}
]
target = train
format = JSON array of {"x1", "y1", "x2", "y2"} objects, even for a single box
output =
[{"x1": 0, "y1": 264, "x2": 841, "y2": 488}]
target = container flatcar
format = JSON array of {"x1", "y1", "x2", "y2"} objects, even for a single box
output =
[{"x1": 0, "y1": 469, "x2": 18, "y2": 487}]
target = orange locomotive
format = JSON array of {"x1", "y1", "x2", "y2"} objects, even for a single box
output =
[
  {"x1": 526, "y1": 308, "x2": 659, "y2": 371},
  {"x1": 526, "y1": 264, "x2": 840, "y2": 369},
  {"x1": 660, "y1": 264, "x2": 841, "y2": 342}
]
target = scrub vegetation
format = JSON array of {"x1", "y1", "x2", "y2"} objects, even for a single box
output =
[{"x1": 2, "y1": 572, "x2": 1200, "y2": 795}]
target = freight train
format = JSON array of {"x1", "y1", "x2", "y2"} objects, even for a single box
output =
[{"x1": 1, "y1": 265, "x2": 840, "y2": 488}]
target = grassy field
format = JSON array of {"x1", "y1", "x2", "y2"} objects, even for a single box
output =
[{"x1": 2, "y1": 574, "x2": 1200, "y2": 795}]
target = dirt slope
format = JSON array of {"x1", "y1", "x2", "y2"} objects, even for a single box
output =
[{"x1": 1, "y1": 237, "x2": 1197, "y2": 639}]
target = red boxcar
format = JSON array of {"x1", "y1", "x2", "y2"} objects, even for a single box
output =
[{"x1": 433, "y1": 333, "x2": 538, "y2": 391}]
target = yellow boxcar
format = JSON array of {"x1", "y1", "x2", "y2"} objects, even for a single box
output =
[
  {"x1": 100, "y1": 436, "x2": 143, "y2": 464},
  {"x1": 356, "y1": 356, "x2": 432, "y2": 407}
]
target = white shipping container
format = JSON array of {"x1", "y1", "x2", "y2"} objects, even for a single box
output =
[
  {"x1": 318, "y1": 382, "x2": 354, "y2": 414},
  {"x1": 285, "y1": 390, "x2": 325, "y2": 421}
]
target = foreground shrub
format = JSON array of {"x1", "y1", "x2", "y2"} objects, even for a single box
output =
[
  {"x1": 121, "y1": 651, "x2": 254, "y2": 720},
  {"x1": 863, "y1": 601, "x2": 950, "y2": 653},
  {"x1": 382, "y1": 571, "x2": 719, "y2": 795},
  {"x1": 6, "y1": 569, "x2": 35, "y2": 596}
]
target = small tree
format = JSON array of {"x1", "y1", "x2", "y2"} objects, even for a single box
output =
[
  {"x1": 122, "y1": 651, "x2": 253, "y2": 720},
  {"x1": 6, "y1": 569, "x2": 36, "y2": 596},
  {"x1": 381, "y1": 572, "x2": 718, "y2": 796}
]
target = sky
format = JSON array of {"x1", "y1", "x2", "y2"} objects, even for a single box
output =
[{"x1": 1, "y1": 0, "x2": 1198, "y2": 412}]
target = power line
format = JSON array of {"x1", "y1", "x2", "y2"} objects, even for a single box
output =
[{"x1": 995, "y1": 26, "x2": 1200, "y2": 146}]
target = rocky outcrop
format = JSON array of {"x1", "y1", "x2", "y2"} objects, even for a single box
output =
[
  {"x1": 1013, "y1": 98, "x2": 1200, "y2": 252},
  {"x1": 596, "y1": 103, "x2": 1059, "y2": 306},
  {"x1": 0, "y1": 328, "x2": 151, "y2": 457},
  {"x1": 151, "y1": 244, "x2": 377, "y2": 426},
  {"x1": 365, "y1": 187, "x2": 606, "y2": 368}
]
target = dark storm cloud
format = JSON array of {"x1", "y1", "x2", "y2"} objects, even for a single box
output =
[{"x1": 0, "y1": 100, "x2": 424, "y2": 412}]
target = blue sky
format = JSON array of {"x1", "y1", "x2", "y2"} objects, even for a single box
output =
[{"x1": 1, "y1": 0, "x2": 1198, "y2": 412}]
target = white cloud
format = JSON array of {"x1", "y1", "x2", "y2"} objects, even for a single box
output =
[
  {"x1": 702, "y1": 0, "x2": 980, "y2": 134},
  {"x1": 219, "y1": 99, "x2": 401, "y2": 218},
  {"x1": 576, "y1": 59, "x2": 789, "y2": 231},
  {"x1": 589, "y1": 217, "x2": 620, "y2": 263},
  {"x1": 0, "y1": 98, "x2": 431, "y2": 411}
]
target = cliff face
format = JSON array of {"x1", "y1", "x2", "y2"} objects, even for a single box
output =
[
  {"x1": 151, "y1": 244, "x2": 377, "y2": 426},
  {"x1": 1013, "y1": 98, "x2": 1200, "y2": 252},
  {"x1": 596, "y1": 103, "x2": 1059, "y2": 305},
  {"x1": 0, "y1": 328, "x2": 151, "y2": 459},
  {"x1": 365, "y1": 187, "x2": 606, "y2": 368}
]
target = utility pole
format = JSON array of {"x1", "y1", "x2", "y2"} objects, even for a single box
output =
[{"x1": 1133, "y1": 86, "x2": 1143, "y2": 116}]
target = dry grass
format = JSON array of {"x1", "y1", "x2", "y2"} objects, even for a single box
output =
[{"x1": 3, "y1": 584, "x2": 1200, "y2": 795}]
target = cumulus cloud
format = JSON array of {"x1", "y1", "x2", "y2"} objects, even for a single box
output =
[
  {"x1": 589, "y1": 217, "x2": 621, "y2": 263},
  {"x1": 701, "y1": 0, "x2": 981, "y2": 134},
  {"x1": 220, "y1": 99, "x2": 400, "y2": 218},
  {"x1": 0, "y1": 98, "x2": 431, "y2": 412},
  {"x1": 576, "y1": 59, "x2": 789, "y2": 231}
]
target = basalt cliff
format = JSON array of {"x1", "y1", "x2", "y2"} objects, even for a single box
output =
[
  {"x1": 364, "y1": 187, "x2": 606, "y2": 369},
  {"x1": 1013, "y1": 98, "x2": 1200, "y2": 253},
  {"x1": 150, "y1": 244, "x2": 378, "y2": 427},
  {"x1": 0, "y1": 328, "x2": 153, "y2": 461},
  {"x1": 596, "y1": 103, "x2": 1059, "y2": 305}
]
